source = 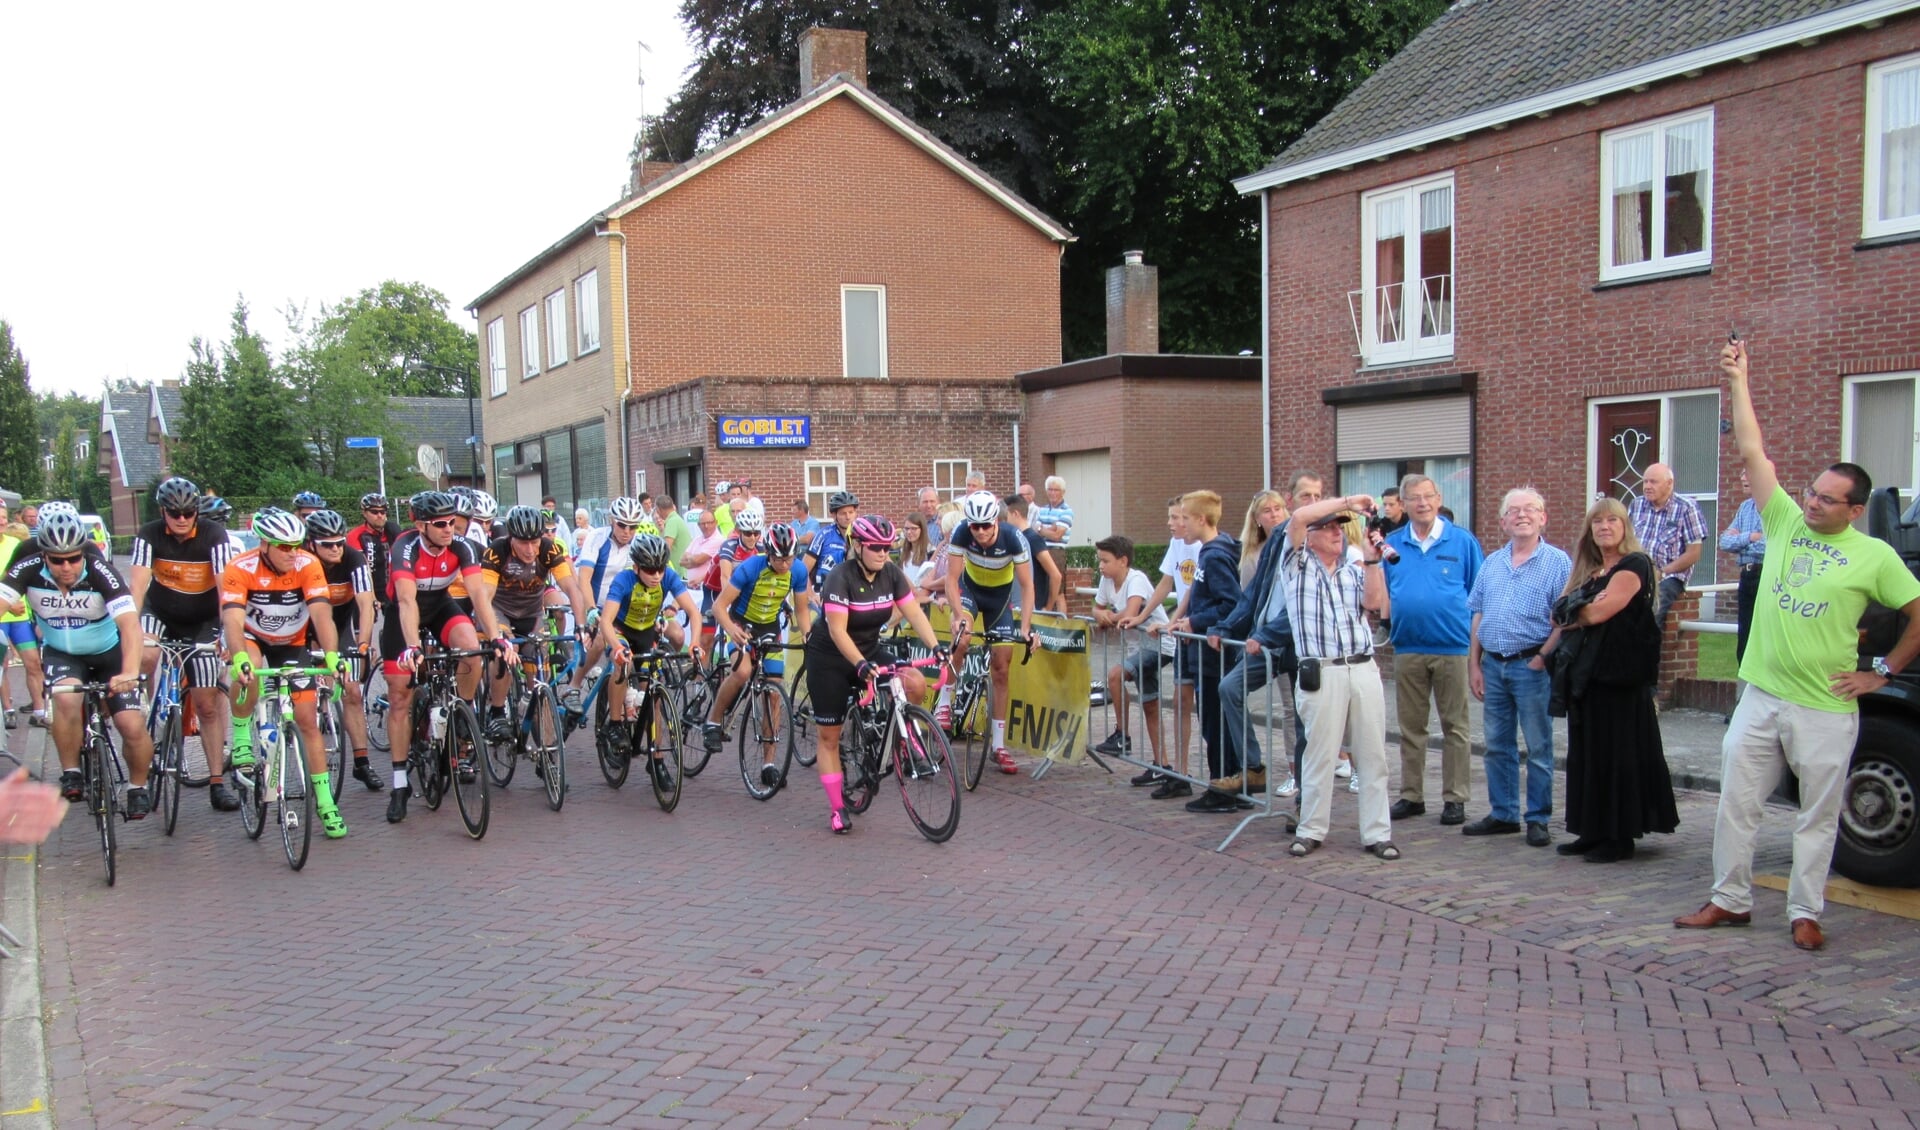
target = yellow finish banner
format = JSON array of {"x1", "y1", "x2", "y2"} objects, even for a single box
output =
[{"x1": 918, "y1": 605, "x2": 1092, "y2": 763}]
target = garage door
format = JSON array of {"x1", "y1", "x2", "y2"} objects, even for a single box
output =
[{"x1": 1050, "y1": 449, "x2": 1111, "y2": 548}]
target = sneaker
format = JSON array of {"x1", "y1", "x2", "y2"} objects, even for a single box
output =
[
  {"x1": 1092, "y1": 732, "x2": 1131, "y2": 756},
  {"x1": 455, "y1": 752, "x2": 478, "y2": 784},
  {"x1": 3, "y1": 709, "x2": 16, "y2": 730},
  {"x1": 59, "y1": 770, "x2": 84, "y2": 802},
  {"x1": 934, "y1": 701, "x2": 953, "y2": 731},
  {"x1": 1334, "y1": 758, "x2": 1352, "y2": 779},
  {"x1": 124, "y1": 786, "x2": 153, "y2": 819},
  {"x1": 485, "y1": 712, "x2": 511, "y2": 741},
  {"x1": 760, "y1": 763, "x2": 783, "y2": 788},
  {"x1": 1275, "y1": 775, "x2": 1299, "y2": 798},
  {"x1": 29, "y1": 710, "x2": 49, "y2": 729},
  {"x1": 320, "y1": 806, "x2": 347, "y2": 839},
  {"x1": 228, "y1": 744, "x2": 256, "y2": 770},
  {"x1": 352, "y1": 762, "x2": 386, "y2": 792},
  {"x1": 992, "y1": 748, "x2": 1019, "y2": 775},
  {"x1": 386, "y1": 785, "x2": 411, "y2": 824},
  {"x1": 702, "y1": 722, "x2": 724, "y2": 753},
  {"x1": 650, "y1": 758, "x2": 674, "y2": 791},
  {"x1": 1348, "y1": 772, "x2": 1360, "y2": 794},
  {"x1": 830, "y1": 807, "x2": 852, "y2": 834},
  {"x1": 1150, "y1": 776, "x2": 1193, "y2": 800},
  {"x1": 209, "y1": 780, "x2": 240, "y2": 811},
  {"x1": 561, "y1": 687, "x2": 583, "y2": 714},
  {"x1": 1129, "y1": 767, "x2": 1162, "y2": 787}
]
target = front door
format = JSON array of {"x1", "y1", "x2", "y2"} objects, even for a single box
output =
[
  {"x1": 1050, "y1": 449, "x2": 1112, "y2": 547},
  {"x1": 1594, "y1": 400, "x2": 1661, "y2": 503}
]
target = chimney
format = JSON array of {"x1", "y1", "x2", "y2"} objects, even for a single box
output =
[
  {"x1": 1105, "y1": 250, "x2": 1159, "y2": 355},
  {"x1": 799, "y1": 27, "x2": 868, "y2": 94}
]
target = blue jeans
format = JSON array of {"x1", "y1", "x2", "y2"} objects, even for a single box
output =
[
  {"x1": 1221, "y1": 640, "x2": 1298, "y2": 773},
  {"x1": 1481, "y1": 654, "x2": 1554, "y2": 825}
]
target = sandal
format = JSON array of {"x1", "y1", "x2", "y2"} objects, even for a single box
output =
[
  {"x1": 1288, "y1": 838, "x2": 1320, "y2": 857},
  {"x1": 1366, "y1": 841, "x2": 1401, "y2": 860}
]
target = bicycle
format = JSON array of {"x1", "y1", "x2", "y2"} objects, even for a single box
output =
[
  {"x1": 145, "y1": 638, "x2": 219, "y2": 835},
  {"x1": 674, "y1": 637, "x2": 734, "y2": 778},
  {"x1": 601, "y1": 640, "x2": 682, "y2": 812},
  {"x1": 319, "y1": 649, "x2": 369, "y2": 807},
  {"x1": 233, "y1": 657, "x2": 337, "y2": 871},
  {"x1": 362, "y1": 654, "x2": 391, "y2": 756},
  {"x1": 731, "y1": 635, "x2": 802, "y2": 801},
  {"x1": 481, "y1": 631, "x2": 569, "y2": 811},
  {"x1": 838, "y1": 655, "x2": 961, "y2": 843},
  {"x1": 51, "y1": 678, "x2": 146, "y2": 886},
  {"x1": 404, "y1": 645, "x2": 492, "y2": 839},
  {"x1": 947, "y1": 627, "x2": 1034, "y2": 790}
]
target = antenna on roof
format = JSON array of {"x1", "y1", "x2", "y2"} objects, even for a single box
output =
[{"x1": 633, "y1": 39, "x2": 654, "y2": 190}]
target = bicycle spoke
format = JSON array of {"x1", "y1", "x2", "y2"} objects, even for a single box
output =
[
  {"x1": 895, "y1": 704, "x2": 960, "y2": 843},
  {"x1": 282, "y1": 726, "x2": 313, "y2": 871},
  {"x1": 644, "y1": 690, "x2": 681, "y2": 813},
  {"x1": 449, "y1": 701, "x2": 489, "y2": 839},
  {"x1": 532, "y1": 687, "x2": 566, "y2": 811}
]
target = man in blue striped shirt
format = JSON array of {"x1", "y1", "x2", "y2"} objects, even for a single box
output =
[{"x1": 1465, "y1": 488, "x2": 1572, "y2": 847}]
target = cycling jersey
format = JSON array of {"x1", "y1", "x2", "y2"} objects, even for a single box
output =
[
  {"x1": 576, "y1": 527, "x2": 635, "y2": 605},
  {"x1": 319, "y1": 546, "x2": 372, "y2": 635},
  {"x1": 220, "y1": 549, "x2": 331, "y2": 647},
  {"x1": 946, "y1": 521, "x2": 1030, "y2": 590},
  {"x1": 131, "y1": 517, "x2": 234, "y2": 624},
  {"x1": 347, "y1": 520, "x2": 403, "y2": 604},
  {"x1": 727, "y1": 554, "x2": 807, "y2": 626},
  {"x1": 806, "y1": 559, "x2": 914, "y2": 657},
  {"x1": 479, "y1": 535, "x2": 574, "y2": 621},
  {"x1": 389, "y1": 529, "x2": 481, "y2": 612},
  {"x1": 806, "y1": 525, "x2": 850, "y2": 592},
  {"x1": 606, "y1": 566, "x2": 689, "y2": 632},
  {"x1": 0, "y1": 550, "x2": 136, "y2": 656},
  {"x1": 703, "y1": 534, "x2": 760, "y2": 595}
]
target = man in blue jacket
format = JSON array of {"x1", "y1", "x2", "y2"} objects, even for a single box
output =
[
  {"x1": 1380, "y1": 475, "x2": 1484, "y2": 825},
  {"x1": 1209, "y1": 501, "x2": 1301, "y2": 800},
  {"x1": 1170, "y1": 490, "x2": 1244, "y2": 813}
]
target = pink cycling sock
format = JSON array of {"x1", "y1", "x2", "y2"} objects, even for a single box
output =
[{"x1": 821, "y1": 771, "x2": 845, "y2": 812}]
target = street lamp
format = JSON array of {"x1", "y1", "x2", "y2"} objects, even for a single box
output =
[{"x1": 405, "y1": 362, "x2": 482, "y2": 485}]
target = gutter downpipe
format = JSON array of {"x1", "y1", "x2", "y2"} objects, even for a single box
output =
[
  {"x1": 1011, "y1": 421, "x2": 1021, "y2": 492},
  {"x1": 1259, "y1": 189, "x2": 1272, "y2": 492},
  {"x1": 598, "y1": 226, "x2": 633, "y2": 497}
]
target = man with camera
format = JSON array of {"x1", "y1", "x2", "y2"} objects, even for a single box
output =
[{"x1": 1378, "y1": 474, "x2": 1484, "y2": 825}]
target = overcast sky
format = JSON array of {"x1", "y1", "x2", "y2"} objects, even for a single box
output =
[{"x1": 0, "y1": 2, "x2": 696, "y2": 397}]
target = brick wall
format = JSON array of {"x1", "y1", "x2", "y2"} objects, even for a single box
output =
[{"x1": 1264, "y1": 17, "x2": 1920, "y2": 548}]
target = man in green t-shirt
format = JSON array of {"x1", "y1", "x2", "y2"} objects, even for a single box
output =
[
  {"x1": 655, "y1": 494, "x2": 693, "y2": 569},
  {"x1": 1676, "y1": 339, "x2": 1920, "y2": 952}
]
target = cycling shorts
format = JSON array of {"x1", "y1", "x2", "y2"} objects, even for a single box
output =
[
  {"x1": 140, "y1": 613, "x2": 223, "y2": 687},
  {"x1": 730, "y1": 620, "x2": 785, "y2": 677},
  {"x1": 804, "y1": 642, "x2": 896, "y2": 727},
  {"x1": 4, "y1": 618, "x2": 39, "y2": 650},
  {"x1": 379, "y1": 603, "x2": 476, "y2": 676},
  {"x1": 957, "y1": 581, "x2": 1015, "y2": 635},
  {"x1": 240, "y1": 639, "x2": 321, "y2": 703},
  {"x1": 43, "y1": 647, "x2": 143, "y2": 714}
]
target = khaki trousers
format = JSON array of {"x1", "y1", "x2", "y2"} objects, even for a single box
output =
[
  {"x1": 1395, "y1": 652, "x2": 1472, "y2": 804},
  {"x1": 1294, "y1": 658, "x2": 1392, "y2": 846}
]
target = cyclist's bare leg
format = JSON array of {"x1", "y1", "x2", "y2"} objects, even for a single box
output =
[
  {"x1": 989, "y1": 644, "x2": 1013, "y2": 726},
  {"x1": 446, "y1": 621, "x2": 484, "y2": 700},
  {"x1": 48, "y1": 681, "x2": 84, "y2": 773},
  {"x1": 386, "y1": 680, "x2": 415, "y2": 762},
  {"x1": 19, "y1": 646, "x2": 45, "y2": 713},
  {"x1": 189, "y1": 684, "x2": 227, "y2": 769},
  {"x1": 110, "y1": 706, "x2": 154, "y2": 786},
  {"x1": 341, "y1": 676, "x2": 371, "y2": 753},
  {"x1": 815, "y1": 724, "x2": 843, "y2": 778},
  {"x1": 292, "y1": 695, "x2": 326, "y2": 775},
  {"x1": 712, "y1": 650, "x2": 750, "y2": 726}
]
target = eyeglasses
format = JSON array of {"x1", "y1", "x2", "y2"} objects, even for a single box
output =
[
  {"x1": 613, "y1": 521, "x2": 638, "y2": 531},
  {"x1": 363, "y1": 507, "x2": 387, "y2": 514},
  {"x1": 968, "y1": 522, "x2": 995, "y2": 531},
  {"x1": 1804, "y1": 487, "x2": 1852, "y2": 507},
  {"x1": 636, "y1": 565, "x2": 664, "y2": 575},
  {"x1": 427, "y1": 518, "x2": 456, "y2": 529},
  {"x1": 314, "y1": 539, "x2": 347, "y2": 550},
  {"x1": 164, "y1": 508, "x2": 197, "y2": 520},
  {"x1": 1502, "y1": 505, "x2": 1543, "y2": 517},
  {"x1": 46, "y1": 554, "x2": 84, "y2": 565},
  {"x1": 859, "y1": 541, "x2": 892, "y2": 552}
]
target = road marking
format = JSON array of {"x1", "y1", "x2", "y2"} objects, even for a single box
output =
[{"x1": 2, "y1": 1098, "x2": 47, "y2": 1116}]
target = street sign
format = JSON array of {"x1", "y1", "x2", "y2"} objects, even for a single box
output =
[
  {"x1": 346, "y1": 436, "x2": 386, "y2": 496},
  {"x1": 345, "y1": 436, "x2": 380, "y2": 449}
]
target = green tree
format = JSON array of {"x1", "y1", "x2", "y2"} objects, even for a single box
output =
[
  {"x1": 0, "y1": 321, "x2": 40, "y2": 497},
  {"x1": 312, "y1": 281, "x2": 479, "y2": 397},
  {"x1": 173, "y1": 298, "x2": 304, "y2": 497},
  {"x1": 280, "y1": 304, "x2": 393, "y2": 480}
]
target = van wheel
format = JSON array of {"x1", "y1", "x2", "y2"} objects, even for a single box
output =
[{"x1": 1833, "y1": 713, "x2": 1920, "y2": 888}]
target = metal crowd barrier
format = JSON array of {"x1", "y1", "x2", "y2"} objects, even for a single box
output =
[{"x1": 1082, "y1": 623, "x2": 1299, "y2": 852}]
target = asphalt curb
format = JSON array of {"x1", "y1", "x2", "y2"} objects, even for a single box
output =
[{"x1": 0, "y1": 725, "x2": 53, "y2": 1130}]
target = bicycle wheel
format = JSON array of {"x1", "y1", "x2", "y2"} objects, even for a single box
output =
[
  {"x1": 960, "y1": 681, "x2": 991, "y2": 792},
  {"x1": 678, "y1": 671, "x2": 716, "y2": 777},
  {"x1": 156, "y1": 706, "x2": 184, "y2": 836},
  {"x1": 529, "y1": 686, "x2": 566, "y2": 811},
  {"x1": 484, "y1": 666, "x2": 521, "y2": 787},
  {"x1": 596, "y1": 684, "x2": 629, "y2": 789},
  {"x1": 367, "y1": 685, "x2": 391, "y2": 754},
  {"x1": 322, "y1": 695, "x2": 347, "y2": 806},
  {"x1": 790, "y1": 654, "x2": 816, "y2": 767},
  {"x1": 842, "y1": 711, "x2": 878, "y2": 815},
  {"x1": 738, "y1": 681, "x2": 795, "y2": 801},
  {"x1": 89, "y1": 735, "x2": 118, "y2": 887},
  {"x1": 447, "y1": 700, "x2": 489, "y2": 839},
  {"x1": 415, "y1": 701, "x2": 445, "y2": 810},
  {"x1": 281, "y1": 727, "x2": 313, "y2": 871},
  {"x1": 239, "y1": 741, "x2": 266, "y2": 841},
  {"x1": 640, "y1": 689, "x2": 680, "y2": 812},
  {"x1": 895, "y1": 704, "x2": 961, "y2": 843}
]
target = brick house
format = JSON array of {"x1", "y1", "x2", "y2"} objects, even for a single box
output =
[
  {"x1": 468, "y1": 28, "x2": 1070, "y2": 524},
  {"x1": 1234, "y1": 0, "x2": 1920, "y2": 574},
  {"x1": 99, "y1": 384, "x2": 166, "y2": 532}
]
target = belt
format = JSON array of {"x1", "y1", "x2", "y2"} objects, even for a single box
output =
[
  {"x1": 1484, "y1": 644, "x2": 1544, "y2": 662},
  {"x1": 1322, "y1": 653, "x2": 1372, "y2": 666},
  {"x1": 1741, "y1": 562, "x2": 1763, "y2": 574}
]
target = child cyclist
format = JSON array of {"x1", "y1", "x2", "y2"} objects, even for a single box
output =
[
  {"x1": 599, "y1": 533, "x2": 705, "y2": 790},
  {"x1": 708, "y1": 524, "x2": 813, "y2": 785}
]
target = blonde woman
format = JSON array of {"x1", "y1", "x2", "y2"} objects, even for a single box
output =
[
  {"x1": 899, "y1": 514, "x2": 936, "y2": 589},
  {"x1": 1238, "y1": 490, "x2": 1288, "y2": 586}
]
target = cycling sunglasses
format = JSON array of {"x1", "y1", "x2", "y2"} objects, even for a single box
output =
[
  {"x1": 313, "y1": 539, "x2": 347, "y2": 550},
  {"x1": 426, "y1": 518, "x2": 457, "y2": 529},
  {"x1": 612, "y1": 521, "x2": 639, "y2": 531},
  {"x1": 45, "y1": 553, "x2": 85, "y2": 565},
  {"x1": 164, "y1": 508, "x2": 198, "y2": 520}
]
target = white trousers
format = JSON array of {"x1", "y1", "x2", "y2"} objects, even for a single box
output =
[
  {"x1": 1710, "y1": 685, "x2": 1857, "y2": 922},
  {"x1": 1294, "y1": 659, "x2": 1392, "y2": 846}
]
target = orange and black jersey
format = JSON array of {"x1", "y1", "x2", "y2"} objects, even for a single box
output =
[
  {"x1": 132, "y1": 518, "x2": 234, "y2": 624},
  {"x1": 479, "y1": 535, "x2": 573, "y2": 620},
  {"x1": 219, "y1": 548, "x2": 331, "y2": 647}
]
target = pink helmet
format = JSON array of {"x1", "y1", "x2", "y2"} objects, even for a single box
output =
[{"x1": 849, "y1": 514, "x2": 897, "y2": 547}]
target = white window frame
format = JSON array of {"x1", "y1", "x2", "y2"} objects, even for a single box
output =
[
  {"x1": 841, "y1": 285, "x2": 888, "y2": 379},
  {"x1": 518, "y1": 306, "x2": 539, "y2": 380},
  {"x1": 486, "y1": 318, "x2": 507, "y2": 397},
  {"x1": 1842, "y1": 372, "x2": 1920, "y2": 493},
  {"x1": 1864, "y1": 53, "x2": 1920, "y2": 239},
  {"x1": 932, "y1": 459, "x2": 972, "y2": 502},
  {"x1": 804, "y1": 460, "x2": 846, "y2": 521},
  {"x1": 1598, "y1": 107, "x2": 1715, "y2": 281},
  {"x1": 545, "y1": 290, "x2": 568, "y2": 369},
  {"x1": 1357, "y1": 171, "x2": 1454, "y2": 366},
  {"x1": 575, "y1": 270, "x2": 601, "y2": 356}
]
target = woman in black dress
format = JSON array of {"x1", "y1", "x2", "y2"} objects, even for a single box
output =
[{"x1": 1551, "y1": 498, "x2": 1679, "y2": 862}]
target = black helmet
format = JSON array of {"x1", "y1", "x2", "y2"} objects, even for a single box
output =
[
  {"x1": 827, "y1": 490, "x2": 859, "y2": 512},
  {"x1": 503, "y1": 505, "x2": 544, "y2": 540},
  {"x1": 199, "y1": 495, "x2": 233, "y2": 523},
  {"x1": 293, "y1": 490, "x2": 327, "y2": 510},
  {"x1": 359, "y1": 492, "x2": 388, "y2": 511},
  {"x1": 154, "y1": 477, "x2": 200, "y2": 512},
  {"x1": 409, "y1": 491, "x2": 456, "y2": 520},
  {"x1": 304, "y1": 510, "x2": 348, "y2": 540},
  {"x1": 627, "y1": 532, "x2": 671, "y2": 571}
]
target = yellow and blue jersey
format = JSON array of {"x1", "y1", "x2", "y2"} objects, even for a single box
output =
[
  {"x1": 728, "y1": 554, "x2": 808, "y2": 626},
  {"x1": 606, "y1": 565, "x2": 688, "y2": 631}
]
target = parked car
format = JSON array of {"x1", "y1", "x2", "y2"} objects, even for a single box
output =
[
  {"x1": 79, "y1": 514, "x2": 109, "y2": 551},
  {"x1": 1838, "y1": 489, "x2": 1920, "y2": 887}
]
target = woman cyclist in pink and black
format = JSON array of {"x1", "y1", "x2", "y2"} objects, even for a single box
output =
[{"x1": 804, "y1": 514, "x2": 944, "y2": 834}]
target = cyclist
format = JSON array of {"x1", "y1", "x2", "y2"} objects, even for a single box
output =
[
  {"x1": 291, "y1": 491, "x2": 328, "y2": 521},
  {"x1": 568, "y1": 497, "x2": 651, "y2": 710},
  {"x1": 131, "y1": 477, "x2": 241, "y2": 810},
  {"x1": 805, "y1": 515, "x2": 943, "y2": 835},
  {"x1": 939, "y1": 490, "x2": 1038, "y2": 775},
  {"x1": 707, "y1": 525, "x2": 813, "y2": 782},
  {"x1": 465, "y1": 492, "x2": 498, "y2": 549},
  {"x1": 0, "y1": 512, "x2": 154, "y2": 816},
  {"x1": 476, "y1": 506, "x2": 591, "y2": 740},
  {"x1": 220, "y1": 509, "x2": 350, "y2": 838},
  {"x1": 304, "y1": 510, "x2": 383, "y2": 792},
  {"x1": 200, "y1": 496, "x2": 250, "y2": 559},
  {"x1": 802, "y1": 490, "x2": 860, "y2": 610},
  {"x1": 599, "y1": 533, "x2": 704, "y2": 790},
  {"x1": 699, "y1": 503, "x2": 765, "y2": 650},
  {"x1": 346, "y1": 493, "x2": 402, "y2": 614}
]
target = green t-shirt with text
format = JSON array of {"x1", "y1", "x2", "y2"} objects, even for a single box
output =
[{"x1": 1739, "y1": 486, "x2": 1920, "y2": 711}]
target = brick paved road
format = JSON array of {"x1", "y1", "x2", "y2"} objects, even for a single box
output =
[{"x1": 16, "y1": 720, "x2": 1920, "y2": 1129}]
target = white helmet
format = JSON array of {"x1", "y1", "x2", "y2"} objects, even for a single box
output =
[
  {"x1": 36, "y1": 511, "x2": 90, "y2": 553},
  {"x1": 39, "y1": 500, "x2": 79, "y2": 521},
  {"x1": 961, "y1": 490, "x2": 1001, "y2": 526},
  {"x1": 470, "y1": 491, "x2": 497, "y2": 520},
  {"x1": 608, "y1": 497, "x2": 646, "y2": 524},
  {"x1": 733, "y1": 504, "x2": 765, "y2": 534}
]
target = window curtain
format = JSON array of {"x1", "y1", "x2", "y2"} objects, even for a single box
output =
[
  {"x1": 1373, "y1": 198, "x2": 1406, "y2": 343},
  {"x1": 1884, "y1": 65, "x2": 1920, "y2": 222},
  {"x1": 1611, "y1": 132, "x2": 1654, "y2": 266},
  {"x1": 1663, "y1": 118, "x2": 1711, "y2": 255},
  {"x1": 1418, "y1": 186, "x2": 1453, "y2": 337}
]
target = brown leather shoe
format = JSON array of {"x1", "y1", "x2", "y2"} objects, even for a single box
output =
[
  {"x1": 1791, "y1": 917, "x2": 1824, "y2": 951},
  {"x1": 1673, "y1": 902, "x2": 1752, "y2": 929}
]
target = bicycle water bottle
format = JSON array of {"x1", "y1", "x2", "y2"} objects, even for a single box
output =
[
  {"x1": 429, "y1": 705, "x2": 447, "y2": 742},
  {"x1": 258, "y1": 718, "x2": 278, "y2": 750},
  {"x1": 586, "y1": 665, "x2": 603, "y2": 684},
  {"x1": 625, "y1": 688, "x2": 643, "y2": 712}
]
